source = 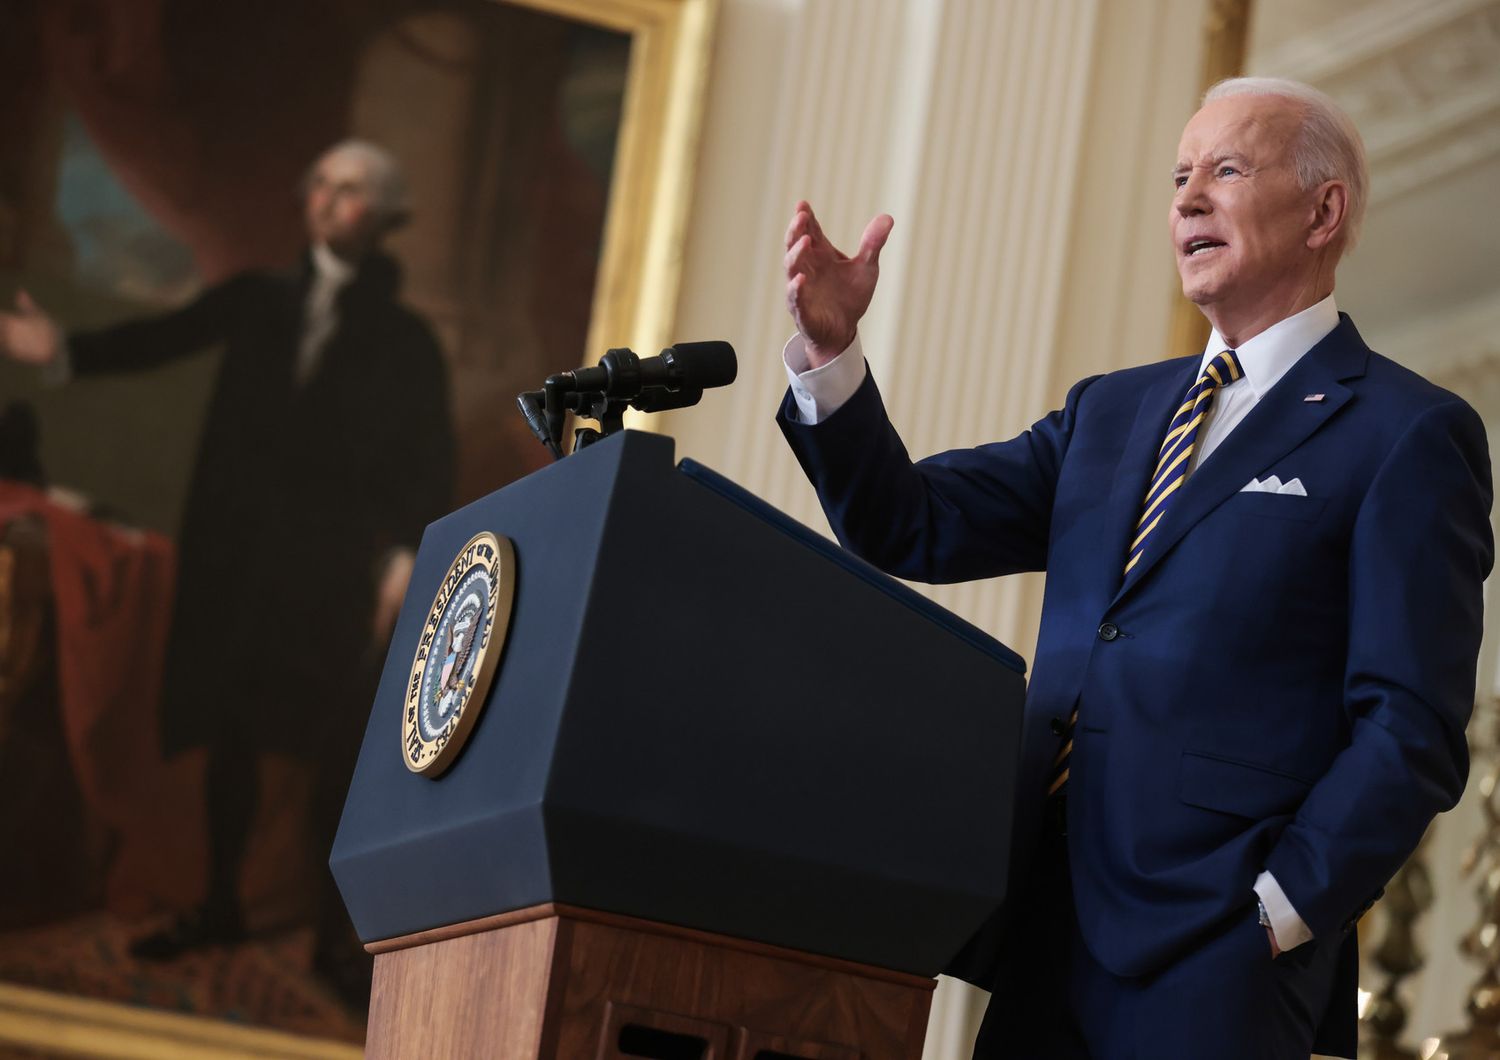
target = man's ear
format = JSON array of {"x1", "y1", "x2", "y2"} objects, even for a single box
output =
[{"x1": 1306, "y1": 180, "x2": 1347, "y2": 252}]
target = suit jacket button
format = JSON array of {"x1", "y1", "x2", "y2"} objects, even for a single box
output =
[
  {"x1": 1051, "y1": 717, "x2": 1068, "y2": 736},
  {"x1": 1098, "y1": 622, "x2": 1120, "y2": 642}
]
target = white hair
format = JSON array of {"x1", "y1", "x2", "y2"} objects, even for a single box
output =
[
  {"x1": 305, "y1": 139, "x2": 410, "y2": 223},
  {"x1": 1204, "y1": 76, "x2": 1369, "y2": 255}
]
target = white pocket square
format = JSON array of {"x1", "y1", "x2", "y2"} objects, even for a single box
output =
[{"x1": 1241, "y1": 475, "x2": 1307, "y2": 496}]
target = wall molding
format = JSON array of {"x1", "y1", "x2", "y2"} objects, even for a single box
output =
[
  {"x1": 1380, "y1": 293, "x2": 1500, "y2": 391},
  {"x1": 1253, "y1": 0, "x2": 1493, "y2": 81},
  {"x1": 1252, "y1": 0, "x2": 1500, "y2": 203}
]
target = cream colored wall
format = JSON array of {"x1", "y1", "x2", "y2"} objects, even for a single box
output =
[
  {"x1": 661, "y1": 0, "x2": 1206, "y2": 648},
  {"x1": 659, "y1": 0, "x2": 1209, "y2": 1055}
]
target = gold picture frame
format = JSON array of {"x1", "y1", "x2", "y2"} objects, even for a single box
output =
[
  {"x1": 517, "y1": 0, "x2": 720, "y2": 359},
  {"x1": 1167, "y1": 0, "x2": 1251, "y2": 358}
]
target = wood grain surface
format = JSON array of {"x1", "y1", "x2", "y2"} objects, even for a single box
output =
[
  {"x1": 365, "y1": 905, "x2": 934, "y2": 1059},
  {"x1": 366, "y1": 915, "x2": 558, "y2": 1059}
]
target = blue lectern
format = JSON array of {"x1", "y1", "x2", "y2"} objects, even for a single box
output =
[{"x1": 332, "y1": 430, "x2": 1026, "y2": 1059}]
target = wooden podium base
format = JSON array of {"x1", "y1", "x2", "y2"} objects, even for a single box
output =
[{"x1": 365, "y1": 903, "x2": 935, "y2": 1059}]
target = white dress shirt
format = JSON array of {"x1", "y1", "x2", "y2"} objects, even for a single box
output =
[
  {"x1": 1189, "y1": 295, "x2": 1340, "y2": 470},
  {"x1": 783, "y1": 294, "x2": 1342, "y2": 953}
]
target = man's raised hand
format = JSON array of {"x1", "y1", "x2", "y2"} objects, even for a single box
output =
[
  {"x1": 0, "y1": 291, "x2": 63, "y2": 366},
  {"x1": 784, "y1": 201, "x2": 893, "y2": 369}
]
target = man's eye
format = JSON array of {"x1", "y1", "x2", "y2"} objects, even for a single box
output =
[
  {"x1": 1174, "y1": 175, "x2": 1188, "y2": 188},
  {"x1": 1218, "y1": 165, "x2": 1239, "y2": 177}
]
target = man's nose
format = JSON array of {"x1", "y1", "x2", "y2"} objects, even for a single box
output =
[{"x1": 1175, "y1": 169, "x2": 1213, "y2": 216}]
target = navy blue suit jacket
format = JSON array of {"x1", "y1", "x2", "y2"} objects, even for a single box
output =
[{"x1": 778, "y1": 315, "x2": 1492, "y2": 1015}]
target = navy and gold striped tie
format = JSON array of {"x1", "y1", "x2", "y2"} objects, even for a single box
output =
[
  {"x1": 1124, "y1": 348, "x2": 1245, "y2": 577},
  {"x1": 1047, "y1": 348, "x2": 1244, "y2": 799}
]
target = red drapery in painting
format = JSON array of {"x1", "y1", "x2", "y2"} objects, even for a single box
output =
[
  {"x1": 25, "y1": 0, "x2": 375, "y2": 281},
  {"x1": 0, "y1": 481, "x2": 199, "y2": 913}
]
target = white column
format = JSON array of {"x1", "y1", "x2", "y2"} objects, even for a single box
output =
[{"x1": 663, "y1": 1, "x2": 1210, "y2": 1054}]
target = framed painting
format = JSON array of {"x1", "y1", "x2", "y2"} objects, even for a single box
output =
[{"x1": 0, "y1": 0, "x2": 717, "y2": 1053}]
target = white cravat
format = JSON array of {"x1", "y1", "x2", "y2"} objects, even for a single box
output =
[
  {"x1": 781, "y1": 298, "x2": 1343, "y2": 953},
  {"x1": 295, "y1": 243, "x2": 356, "y2": 386}
]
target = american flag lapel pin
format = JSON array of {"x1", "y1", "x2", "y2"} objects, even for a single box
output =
[{"x1": 1304, "y1": 393, "x2": 1325, "y2": 403}]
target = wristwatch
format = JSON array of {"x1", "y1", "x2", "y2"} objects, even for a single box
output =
[{"x1": 1257, "y1": 897, "x2": 1273, "y2": 930}]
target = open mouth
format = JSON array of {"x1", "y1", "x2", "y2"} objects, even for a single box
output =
[{"x1": 1184, "y1": 239, "x2": 1226, "y2": 256}]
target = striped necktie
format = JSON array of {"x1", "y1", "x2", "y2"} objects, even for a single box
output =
[
  {"x1": 1124, "y1": 348, "x2": 1244, "y2": 577},
  {"x1": 1047, "y1": 348, "x2": 1244, "y2": 799}
]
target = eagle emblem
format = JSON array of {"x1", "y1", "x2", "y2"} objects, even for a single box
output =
[{"x1": 402, "y1": 531, "x2": 516, "y2": 777}]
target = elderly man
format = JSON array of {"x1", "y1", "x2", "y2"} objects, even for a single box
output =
[
  {"x1": 0, "y1": 140, "x2": 454, "y2": 969},
  {"x1": 777, "y1": 78, "x2": 1492, "y2": 1058}
]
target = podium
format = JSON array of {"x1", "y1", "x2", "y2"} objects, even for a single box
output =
[{"x1": 331, "y1": 431, "x2": 1027, "y2": 1058}]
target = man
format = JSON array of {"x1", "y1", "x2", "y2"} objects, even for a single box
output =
[
  {"x1": 0, "y1": 140, "x2": 454, "y2": 977},
  {"x1": 777, "y1": 78, "x2": 1492, "y2": 1058}
]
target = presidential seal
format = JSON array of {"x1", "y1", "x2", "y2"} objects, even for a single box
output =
[{"x1": 403, "y1": 531, "x2": 516, "y2": 777}]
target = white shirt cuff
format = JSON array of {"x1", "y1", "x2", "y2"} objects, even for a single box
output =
[
  {"x1": 1254, "y1": 870, "x2": 1313, "y2": 952},
  {"x1": 783, "y1": 332, "x2": 867, "y2": 424}
]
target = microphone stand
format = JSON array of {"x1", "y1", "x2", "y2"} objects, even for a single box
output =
[
  {"x1": 516, "y1": 378, "x2": 630, "y2": 458},
  {"x1": 517, "y1": 344, "x2": 726, "y2": 460},
  {"x1": 570, "y1": 391, "x2": 630, "y2": 452}
]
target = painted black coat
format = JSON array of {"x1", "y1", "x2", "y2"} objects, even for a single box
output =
[{"x1": 71, "y1": 252, "x2": 454, "y2": 755}]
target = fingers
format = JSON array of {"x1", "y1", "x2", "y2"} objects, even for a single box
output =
[
  {"x1": 786, "y1": 270, "x2": 806, "y2": 311},
  {"x1": 784, "y1": 203, "x2": 893, "y2": 294},
  {"x1": 785, "y1": 212, "x2": 828, "y2": 261},
  {"x1": 784, "y1": 200, "x2": 843, "y2": 271},
  {"x1": 785, "y1": 215, "x2": 812, "y2": 255},
  {"x1": 786, "y1": 199, "x2": 835, "y2": 252},
  {"x1": 789, "y1": 200, "x2": 830, "y2": 245},
  {"x1": 784, "y1": 210, "x2": 804, "y2": 251},
  {"x1": 785, "y1": 200, "x2": 815, "y2": 249},
  {"x1": 857, "y1": 214, "x2": 894, "y2": 265},
  {"x1": 784, "y1": 233, "x2": 813, "y2": 276},
  {"x1": 785, "y1": 200, "x2": 821, "y2": 251},
  {"x1": 15, "y1": 289, "x2": 37, "y2": 315},
  {"x1": 805, "y1": 211, "x2": 826, "y2": 246},
  {"x1": 787, "y1": 201, "x2": 892, "y2": 260},
  {"x1": 785, "y1": 272, "x2": 823, "y2": 342}
]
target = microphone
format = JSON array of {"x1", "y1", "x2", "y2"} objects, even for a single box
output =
[
  {"x1": 555, "y1": 341, "x2": 737, "y2": 400},
  {"x1": 519, "y1": 341, "x2": 737, "y2": 459}
]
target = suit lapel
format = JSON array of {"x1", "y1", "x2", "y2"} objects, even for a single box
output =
[
  {"x1": 1110, "y1": 317, "x2": 1370, "y2": 604},
  {"x1": 1094, "y1": 356, "x2": 1200, "y2": 601}
]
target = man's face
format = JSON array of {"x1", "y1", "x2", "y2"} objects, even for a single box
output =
[
  {"x1": 304, "y1": 150, "x2": 384, "y2": 261},
  {"x1": 1170, "y1": 95, "x2": 1319, "y2": 313}
]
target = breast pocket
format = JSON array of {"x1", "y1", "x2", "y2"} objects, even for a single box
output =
[
  {"x1": 1229, "y1": 491, "x2": 1328, "y2": 523},
  {"x1": 1178, "y1": 750, "x2": 1313, "y2": 820}
]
